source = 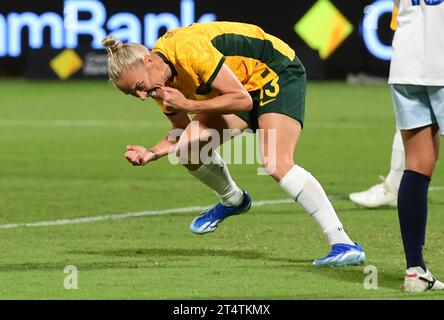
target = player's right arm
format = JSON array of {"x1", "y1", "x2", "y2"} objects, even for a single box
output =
[{"x1": 124, "y1": 110, "x2": 190, "y2": 166}]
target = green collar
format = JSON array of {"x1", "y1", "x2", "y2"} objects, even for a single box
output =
[{"x1": 154, "y1": 51, "x2": 178, "y2": 80}]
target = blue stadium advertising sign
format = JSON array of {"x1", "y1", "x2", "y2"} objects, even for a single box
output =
[
  {"x1": 362, "y1": 0, "x2": 393, "y2": 61},
  {"x1": 0, "y1": 0, "x2": 216, "y2": 57},
  {"x1": 0, "y1": 0, "x2": 394, "y2": 79}
]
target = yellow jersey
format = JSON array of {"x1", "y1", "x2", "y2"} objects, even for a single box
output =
[{"x1": 152, "y1": 21, "x2": 296, "y2": 113}]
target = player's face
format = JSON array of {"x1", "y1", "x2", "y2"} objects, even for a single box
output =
[{"x1": 116, "y1": 55, "x2": 164, "y2": 101}]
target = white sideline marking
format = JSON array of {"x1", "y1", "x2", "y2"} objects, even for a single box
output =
[
  {"x1": 1, "y1": 188, "x2": 442, "y2": 230},
  {"x1": 0, "y1": 199, "x2": 293, "y2": 230}
]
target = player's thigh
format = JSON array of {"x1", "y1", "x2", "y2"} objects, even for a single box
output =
[
  {"x1": 192, "y1": 113, "x2": 249, "y2": 144},
  {"x1": 258, "y1": 112, "x2": 302, "y2": 179},
  {"x1": 392, "y1": 84, "x2": 442, "y2": 175},
  {"x1": 256, "y1": 59, "x2": 305, "y2": 174},
  {"x1": 176, "y1": 114, "x2": 248, "y2": 155},
  {"x1": 401, "y1": 124, "x2": 440, "y2": 176}
]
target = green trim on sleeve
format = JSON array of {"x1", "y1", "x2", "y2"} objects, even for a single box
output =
[
  {"x1": 195, "y1": 56, "x2": 226, "y2": 96},
  {"x1": 206, "y1": 56, "x2": 226, "y2": 88}
]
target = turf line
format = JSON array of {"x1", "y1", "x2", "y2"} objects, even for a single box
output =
[
  {"x1": 1, "y1": 188, "x2": 442, "y2": 230},
  {"x1": 0, "y1": 199, "x2": 294, "y2": 229}
]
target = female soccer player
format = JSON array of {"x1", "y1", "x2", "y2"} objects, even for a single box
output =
[
  {"x1": 102, "y1": 21, "x2": 365, "y2": 266},
  {"x1": 389, "y1": 0, "x2": 444, "y2": 292}
]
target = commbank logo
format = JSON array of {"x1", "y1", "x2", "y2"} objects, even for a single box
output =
[{"x1": 0, "y1": 0, "x2": 217, "y2": 58}]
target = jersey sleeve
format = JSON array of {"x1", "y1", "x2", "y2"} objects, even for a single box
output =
[{"x1": 176, "y1": 34, "x2": 226, "y2": 88}]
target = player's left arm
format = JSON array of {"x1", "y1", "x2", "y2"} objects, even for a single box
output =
[
  {"x1": 124, "y1": 111, "x2": 190, "y2": 166},
  {"x1": 158, "y1": 64, "x2": 253, "y2": 114}
]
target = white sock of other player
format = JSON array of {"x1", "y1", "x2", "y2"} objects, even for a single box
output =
[
  {"x1": 187, "y1": 151, "x2": 244, "y2": 207},
  {"x1": 279, "y1": 165, "x2": 354, "y2": 246},
  {"x1": 385, "y1": 130, "x2": 405, "y2": 194}
]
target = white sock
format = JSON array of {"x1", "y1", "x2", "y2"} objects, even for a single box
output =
[
  {"x1": 187, "y1": 151, "x2": 244, "y2": 207},
  {"x1": 385, "y1": 130, "x2": 405, "y2": 194},
  {"x1": 279, "y1": 165, "x2": 354, "y2": 246}
]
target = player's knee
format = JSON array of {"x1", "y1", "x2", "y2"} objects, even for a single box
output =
[
  {"x1": 175, "y1": 142, "x2": 190, "y2": 164},
  {"x1": 407, "y1": 152, "x2": 438, "y2": 176},
  {"x1": 407, "y1": 159, "x2": 437, "y2": 177},
  {"x1": 175, "y1": 140, "x2": 203, "y2": 166},
  {"x1": 262, "y1": 157, "x2": 294, "y2": 181}
]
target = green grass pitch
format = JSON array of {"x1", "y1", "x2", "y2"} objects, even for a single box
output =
[{"x1": 0, "y1": 79, "x2": 443, "y2": 300}]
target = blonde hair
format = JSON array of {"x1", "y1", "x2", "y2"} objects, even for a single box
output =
[{"x1": 101, "y1": 35, "x2": 150, "y2": 85}]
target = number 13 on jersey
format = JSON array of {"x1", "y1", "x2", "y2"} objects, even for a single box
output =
[{"x1": 259, "y1": 77, "x2": 280, "y2": 107}]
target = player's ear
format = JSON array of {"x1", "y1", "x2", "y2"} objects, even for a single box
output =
[{"x1": 144, "y1": 53, "x2": 153, "y2": 66}]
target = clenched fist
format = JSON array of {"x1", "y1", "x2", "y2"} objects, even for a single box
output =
[
  {"x1": 156, "y1": 87, "x2": 195, "y2": 113},
  {"x1": 124, "y1": 145, "x2": 156, "y2": 166}
]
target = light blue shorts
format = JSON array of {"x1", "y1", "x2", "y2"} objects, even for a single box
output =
[{"x1": 391, "y1": 84, "x2": 444, "y2": 135}]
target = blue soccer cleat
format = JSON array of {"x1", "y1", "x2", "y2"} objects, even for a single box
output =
[
  {"x1": 190, "y1": 191, "x2": 252, "y2": 235},
  {"x1": 313, "y1": 243, "x2": 366, "y2": 267}
]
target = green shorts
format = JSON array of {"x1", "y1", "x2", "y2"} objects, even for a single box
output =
[{"x1": 235, "y1": 57, "x2": 306, "y2": 131}]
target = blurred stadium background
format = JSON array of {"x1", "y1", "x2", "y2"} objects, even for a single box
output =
[
  {"x1": 0, "y1": 0, "x2": 394, "y2": 80},
  {"x1": 1, "y1": 0, "x2": 443, "y2": 300}
]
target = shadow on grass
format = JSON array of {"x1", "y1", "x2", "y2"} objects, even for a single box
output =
[
  {"x1": 0, "y1": 247, "x2": 403, "y2": 291},
  {"x1": 290, "y1": 263, "x2": 403, "y2": 292},
  {"x1": 0, "y1": 248, "x2": 265, "y2": 273},
  {"x1": 254, "y1": 255, "x2": 403, "y2": 291},
  {"x1": 338, "y1": 205, "x2": 398, "y2": 213},
  {"x1": 0, "y1": 261, "x2": 135, "y2": 272},
  {"x1": 69, "y1": 248, "x2": 265, "y2": 260}
]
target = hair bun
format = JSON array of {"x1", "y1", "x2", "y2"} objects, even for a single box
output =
[{"x1": 102, "y1": 35, "x2": 122, "y2": 54}]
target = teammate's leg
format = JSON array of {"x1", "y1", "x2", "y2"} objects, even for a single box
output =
[
  {"x1": 386, "y1": 130, "x2": 405, "y2": 193},
  {"x1": 399, "y1": 125, "x2": 444, "y2": 291},
  {"x1": 392, "y1": 84, "x2": 444, "y2": 292},
  {"x1": 349, "y1": 130, "x2": 404, "y2": 208},
  {"x1": 258, "y1": 113, "x2": 365, "y2": 266}
]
